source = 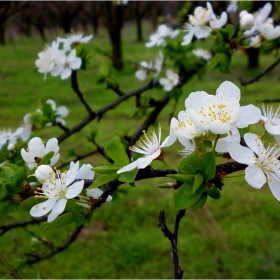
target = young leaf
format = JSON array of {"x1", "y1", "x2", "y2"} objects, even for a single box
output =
[
  {"x1": 40, "y1": 151, "x2": 55, "y2": 165},
  {"x1": 0, "y1": 201, "x2": 14, "y2": 221},
  {"x1": 44, "y1": 212, "x2": 74, "y2": 230},
  {"x1": 207, "y1": 186, "x2": 221, "y2": 200},
  {"x1": 174, "y1": 183, "x2": 206, "y2": 209},
  {"x1": 72, "y1": 209, "x2": 85, "y2": 227},
  {"x1": 178, "y1": 151, "x2": 201, "y2": 174},
  {"x1": 193, "y1": 173, "x2": 204, "y2": 193},
  {"x1": 167, "y1": 174, "x2": 195, "y2": 184},
  {"x1": 190, "y1": 193, "x2": 208, "y2": 209},
  {"x1": 92, "y1": 166, "x2": 120, "y2": 174},
  {"x1": 200, "y1": 152, "x2": 216, "y2": 180},
  {"x1": 89, "y1": 173, "x2": 119, "y2": 189},
  {"x1": 5, "y1": 167, "x2": 25, "y2": 193},
  {"x1": 104, "y1": 136, "x2": 129, "y2": 166},
  {"x1": 118, "y1": 168, "x2": 138, "y2": 183}
]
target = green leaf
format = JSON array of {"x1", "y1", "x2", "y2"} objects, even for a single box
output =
[
  {"x1": 167, "y1": 174, "x2": 195, "y2": 184},
  {"x1": 225, "y1": 24, "x2": 236, "y2": 39},
  {"x1": 178, "y1": 152, "x2": 201, "y2": 174},
  {"x1": 6, "y1": 167, "x2": 25, "y2": 193},
  {"x1": 174, "y1": 183, "x2": 206, "y2": 209},
  {"x1": 92, "y1": 166, "x2": 120, "y2": 174},
  {"x1": 193, "y1": 173, "x2": 204, "y2": 193},
  {"x1": 207, "y1": 186, "x2": 221, "y2": 200},
  {"x1": 72, "y1": 209, "x2": 85, "y2": 227},
  {"x1": 104, "y1": 136, "x2": 129, "y2": 166},
  {"x1": 118, "y1": 168, "x2": 138, "y2": 183},
  {"x1": 89, "y1": 173, "x2": 119, "y2": 189},
  {"x1": 200, "y1": 152, "x2": 216, "y2": 180},
  {"x1": 1, "y1": 165, "x2": 17, "y2": 178},
  {"x1": 40, "y1": 151, "x2": 55, "y2": 165},
  {"x1": 190, "y1": 193, "x2": 208, "y2": 209},
  {"x1": 44, "y1": 212, "x2": 74, "y2": 230},
  {"x1": 0, "y1": 201, "x2": 14, "y2": 221}
]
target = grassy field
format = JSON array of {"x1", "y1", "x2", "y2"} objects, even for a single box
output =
[{"x1": 1, "y1": 22, "x2": 280, "y2": 279}]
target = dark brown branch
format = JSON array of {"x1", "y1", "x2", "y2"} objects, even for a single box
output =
[
  {"x1": 25, "y1": 225, "x2": 83, "y2": 264},
  {"x1": 158, "y1": 209, "x2": 186, "y2": 279},
  {"x1": 239, "y1": 56, "x2": 280, "y2": 85},
  {"x1": 57, "y1": 80, "x2": 159, "y2": 143},
  {"x1": 56, "y1": 121, "x2": 70, "y2": 133},
  {"x1": 71, "y1": 70, "x2": 94, "y2": 116},
  {"x1": 0, "y1": 218, "x2": 45, "y2": 236}
]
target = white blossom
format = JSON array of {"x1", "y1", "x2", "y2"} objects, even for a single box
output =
[
  {"x1": 185, "y1": 81, "x2": 261, "y2": 134},
  {"x1": 192, "y1": 48, "x2": 212, "y2": 61},
  {"x1": 30, "y1": 162, "x2": 90, "y2": 222},
  {"x1": 182, "y1": 2, "x2": 227, "y2": 45},
  {"x1": 117, "y1": 126, "x2": 176, "y2": 173},
  {"x1": 159, "y1": 69, "x2": 179, "y2": 92},
  {"x1": 135, "y1": 61, "x2": 154, "y2": 81},
  {"x1": 46, "y1": 99, "x2": 69, "y2": 125},
  {"x1": 21, "y1": 137, "x2": 60, "y2": 169},
  {"x1": 51, "y1": 49, "x2": 82, "y2": 80},
  {"x1": 58, "y1": 32, "x2": 93, "y2": 52},
  {"x1": 35, "y1": 41, "x2": 62, "y2": 79},
  {"x1": 146, "y1": 24, "x2": 179, "y2": 48},
  {"x1": 228, "y1": 133, "x2": 280, "y2": 201},
  {"x1": 210, "y1": 12, "x2": 228, "y2": 29},
  {"x1": 0, "y1": 127, "x2": 23, "y2": 150},
  {"x1": 227, "y1": 0, "x2": 238, "y2": 13},
  {"x1": 239, "y1": 11, "x2": 255, "y2": 30}
]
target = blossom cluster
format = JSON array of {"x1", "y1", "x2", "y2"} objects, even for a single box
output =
[
  {"x1": 117, "y1": 80, "x2": 280, "y2": 202},
  {"x1": 182, "y1": 2, "x2": 227, "y2": 45},
  {"x1": 35, "y1": 32, "x2": 92, "y2": 80}
]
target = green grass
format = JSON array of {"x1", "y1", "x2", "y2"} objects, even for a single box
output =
[{"x1": 1, "y1": 22, "x2": 280, "y2": 278}]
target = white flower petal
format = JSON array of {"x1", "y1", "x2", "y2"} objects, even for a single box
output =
[
  {"x1": 47, "y1": 198, "x2": 67, "y2": 222},
  {"x1": 117, "y1": 158, "x2": 143, "y2": 173},
  {"x1": 216, "y1": 81, "x2": 241, "y2": 101},
  {"x1": 66, "y1": 180, "x2": 84, "y2": 199},
  {"x1": 227, "y1": 143, "x2": 255, "y2": 165},
  {"x1": 245, "y1": 164, "x2": 266, "y2": 189},
  {"x1": 236, "y1": 105, "x2": 261, "y2": 128},
  {"x1": 267, "y1": 174, "x2": 280, "y2": 201},
  {"x1": 30, "y1": 198, "x2": 56, "y2": 217}
]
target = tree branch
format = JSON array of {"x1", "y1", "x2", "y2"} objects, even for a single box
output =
[
  {"x1": 71, "y1": 70, "x2": 94, "y2": 116},
  {"x1": 158, "y1": 209, "x2": 186, "y2": 279},
  {"x1": 238, "y1": 56, "x2": 280, "y2": 86},
  {"x1": 25, "y1": 225, "x2": 84, "y2": 264},
  {"x1": 57, "y1": 80, "x2": 159, "y2": 143}
]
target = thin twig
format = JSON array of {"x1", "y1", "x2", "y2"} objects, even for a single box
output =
[
  {"x1": 0, "y1": 218, "x2": 45, "y2": 236},
  {"x1": 26, "y1": 225, "x2": 84, "y2": 264},
  {"x1": 71, "y1": 70, "x2": 95, "y2": 116},
  {"x1": 57, "y1": 80, "x2": 159, "y2": 143},
  {"x1": 239, "y1": 56, "x2": 280, "y2": 85}
]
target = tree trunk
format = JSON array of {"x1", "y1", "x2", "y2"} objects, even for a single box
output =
[
  {"x1": 103, "y1": 2, "x2": 123, "y2": 70},
  {"x1": 135, "y1": 13, "x2": 142, "y2": 42},
  {"x1": 0, "y1": 24, "x2": 6, "y2": 45},
  {"x1": 245, "y1": 48, "x2": 259, "y2": 69}
]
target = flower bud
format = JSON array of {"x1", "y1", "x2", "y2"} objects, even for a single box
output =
[
  {"x1": 7, "y1": 143, "x2": 15, "y2": 151},
  {"x1": 35, "y1": 165, "x2": 54, "y2": 183},
  {"x1": 239, "y1": 11, "x2": 254, "y2": 30}
]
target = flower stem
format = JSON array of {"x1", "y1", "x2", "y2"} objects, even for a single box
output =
[
  {"x1": 223, "y1": 171, "x2": 245, "y2": 178},
  {"x1": 212, "y1": 134, "x2": 220, "y2": 153}
]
